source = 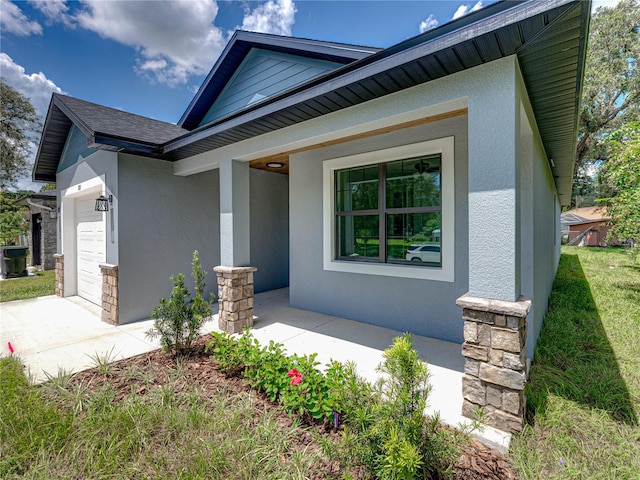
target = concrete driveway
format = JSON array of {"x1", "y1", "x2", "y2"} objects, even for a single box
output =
[{"x1": 0, "y1": 295, "x2": 217, "y2": 383}]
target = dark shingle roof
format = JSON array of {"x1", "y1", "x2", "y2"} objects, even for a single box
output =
[
  {"x1": 55, "y1": 95, "x2": 188, "y2": 146},
  {"x1": 33, "y1": 95, "x2": 188, "y2": 182}
]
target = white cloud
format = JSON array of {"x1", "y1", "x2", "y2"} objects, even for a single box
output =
[
  {"x1": 29, "y1": 0, "x2": 74, "y2": 27},
  {"x1": 0, "y1": 53, "x2": 64, "y2": 118},
  {"x1": 0, "y1": 0, "x2": 42, "y2": 36},
  {"x1": 419, "y1": 14, "x2": 439, "y2": 33},
  {"x1": 9, "y1": 0, "x2": 298, "y2": 87},
  {"x1": 452, "y1": 1, "x2": 483, "y2": 20},
  {"x1": 73, "y1": 0, "x2": 226, "y2": 86},
  {"x1": 241, "y1": 0, "x2": 296, "y2": 36}
]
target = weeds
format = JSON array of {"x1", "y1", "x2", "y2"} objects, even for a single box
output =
[
  {"x1": 85, "y1": 346, "x2": 118, "y2": 376},
  {"x1": 0, "y1": 355, "x2": 324, "y2": 479}
]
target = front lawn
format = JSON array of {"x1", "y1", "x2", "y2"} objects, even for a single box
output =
[
  {"x1": 510, "y1": 247, "x2": 640, "y2": 478},
  {"x1": 0, "y1": 270, "x2": 55, "y2": 302}
]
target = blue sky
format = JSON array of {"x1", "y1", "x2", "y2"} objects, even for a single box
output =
[{"x1": 0, "y1": 0, "x2": 620, "y2": 189}]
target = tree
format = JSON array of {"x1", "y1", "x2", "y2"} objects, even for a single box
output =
[
  {"x1": 0, "y1": 210, "x2": 27, "y2": 246},
  {"x1": 0, "y1": 80, "x2": 40, "y2": 190},
  {"x1": 574, "y1": 0, "x2": 640, "y2": 205},
  {"x1": 0, "y1": 190, "x2": 32, "y2": 246},
  {"x1": 598, "y1": 122, "x2": 640, "y2": 246}
]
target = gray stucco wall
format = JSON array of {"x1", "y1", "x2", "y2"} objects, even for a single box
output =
[
  {"x1": 117, "y1": 154, "x2": 220, "y2": 324},
  {"x1": 528, "y1": 132, "x2": 560, "y2": 357},
  {"x1": 517, "y1": 70, "x2": 561, "y2": 358},
  {"x1": 289, "y1": 115, "x2": 468, "y2": 343},
  {"x1": 250, "y1": 168, "x2": 289, "y2": 293}
]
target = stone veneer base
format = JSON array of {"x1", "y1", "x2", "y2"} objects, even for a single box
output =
[
  {"x1": 456, "y1": 293, "x2": 531, "y2": 433},
  {"x1": 54, "y1": 254, "x2": 64, "y2": 297},
  {"x1": 99, "y1": 264, "x2": 119, "y2": 325},
  {"x1": 214, "y1": 266, "x2": 257, "y2": 334}
]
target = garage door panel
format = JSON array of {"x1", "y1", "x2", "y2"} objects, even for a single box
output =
[{"x1": 75, "y1": 197, "x2": 105, "y2": 306}]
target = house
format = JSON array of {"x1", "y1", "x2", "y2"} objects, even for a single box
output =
[
  {"x1": 32, "y1": 0, "x2": 591, "y2": 433},
  {"x1": 561, "y1": 206, "x2": 617, "y2": 246},
  {"x1": 14, "y1": 191, "x2": 58, "y2": 270}
]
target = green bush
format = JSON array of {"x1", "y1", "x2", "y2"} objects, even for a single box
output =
[
  {"x1": 207, "y1": 330, "x2": 340, "y2": 423},
  {"x1": 146, "y1": 250, "x2": 214, "y2": 356},
  {"x1": 208, "y1": 330, "x2": 468, "y2": 479}
]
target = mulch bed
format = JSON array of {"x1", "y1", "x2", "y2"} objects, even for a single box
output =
[{"x1": 68, "y1": 335, "x2": 518, "y2": 480}]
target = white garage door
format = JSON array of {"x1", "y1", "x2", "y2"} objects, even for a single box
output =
[{"x1": 75, "y1": 196, "x2": 105, "y2": 305}]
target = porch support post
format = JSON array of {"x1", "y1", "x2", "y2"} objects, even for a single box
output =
[
  {"x1": 457, "y1": 293, "x2": 531, "y2": 433},
  {"x1": 467, "y1": 57, "x2": 520, "y2": 302},
  {"x1": 216, "y1": 159, "x2": 256, "y2": 333},
  {"x1": 462, "y1": 57, "x2": 530, "y2": 433},
  {"x1": 219, "y1": 159, "x2": 250, "y2": 267}
]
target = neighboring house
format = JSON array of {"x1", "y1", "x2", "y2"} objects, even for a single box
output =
[
  {"x1": 32, "y1": 0, "x2": 591, "y2": 434},
  {"x1": 14, "y1": 191, "x2": 58, "y2": 270},
  {"x1": 561, "y1": 206, "x2": 617, "y2": 246}
]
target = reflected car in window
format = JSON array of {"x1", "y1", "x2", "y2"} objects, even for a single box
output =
[{"x1": 405, "y1": 244, "x2": 441, "y2": 263}]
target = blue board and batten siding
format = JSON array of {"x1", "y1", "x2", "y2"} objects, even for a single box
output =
[
  {"x1": 198, "y1": 49, "x2": 342, "y2": 126},
  {"x1": 57, "y1": 125, "x2": 97, "y2": 173}
]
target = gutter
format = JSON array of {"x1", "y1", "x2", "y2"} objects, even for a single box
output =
[{"x1": 27, "y1": 199, "x2": 54, "y2": 212}]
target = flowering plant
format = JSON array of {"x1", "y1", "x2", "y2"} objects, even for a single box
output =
[{"x1": 287, "y1": 368, "x2": 303, "y2": 385}]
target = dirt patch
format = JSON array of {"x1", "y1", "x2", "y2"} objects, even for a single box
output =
[{"x1": 69, "y1": 335, "x2": 517, "y2": 479}]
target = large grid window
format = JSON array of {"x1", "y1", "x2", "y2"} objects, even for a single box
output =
[{"x1": 335, "y1": 154, "x2": 442, "y2": 266}]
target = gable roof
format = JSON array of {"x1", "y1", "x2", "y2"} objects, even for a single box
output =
[
  {"x1": 33, "y1": 0, "x2": 590, "y2": 205},
  {"x1": 561, "y1": 206, "x2": 610, "y2": 225},
  {"x1": 178, "y1": 30, "x2": 382, "y2": 130},
  {"x1": 33, "y1": 94, "x2": 188, "y2": 182},
  {"x1": 163, "y1": 0, "x2": 590, "y2": 205}
]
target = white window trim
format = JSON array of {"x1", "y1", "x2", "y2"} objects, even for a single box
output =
[{"x1": 322, "y1": 137, "x2": 455, "y2": 282}]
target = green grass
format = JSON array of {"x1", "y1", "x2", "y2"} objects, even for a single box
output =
[
  {"x1": 0, "y1": 270, "x2": 55, "y2": 302},
  {"x1": 510, "y1": 246, "x2": 640, "y2": 479},
  {"x1": 0, "y1": 356, "x2": 322, "y2": 479}
]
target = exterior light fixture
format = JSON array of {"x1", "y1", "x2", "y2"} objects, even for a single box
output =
[
  {"x1": 266, "y1": 162, "x2": 284, "y2": 168},
  {"x1": 95, "y1": 194, "x2": 112, "y2": 212}
]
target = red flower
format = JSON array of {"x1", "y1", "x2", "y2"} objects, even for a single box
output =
[{"x1": 287, "y1": 368, "x2": 303, "y2": 386}]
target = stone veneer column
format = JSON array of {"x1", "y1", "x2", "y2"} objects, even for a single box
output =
[
  {"x1": 54, "y1": 254, "x2": 64, "y2": 296},
  {"x1": 99, "y1": 264, "x2": 119, "y2": 325},
  {"x1": 214, "y1": 266, "x2": 257, "y2": 334},
  {"x1": 456, "y1": 293, "x2": 531, "y2": 433}
]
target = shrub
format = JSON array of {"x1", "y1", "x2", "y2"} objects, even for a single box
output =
[
  {"x1": 146, "y1": 251, "x2": 214, "y2": 356},
  {"x1": 207, "y1": 330, "x2": 341, "y2": 423},
  {"x1": 330, "y1": 333, "x2": 463, "y2": 479}
]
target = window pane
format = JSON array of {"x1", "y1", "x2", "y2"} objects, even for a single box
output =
[
  {"x1": 386, "y1": 155, "x2": 441, "y2": 208},
  {"x1": 336, "y1": 165, "x2": 378, "y2": 212},
  {"x1": 338, "y1": 215, "x2": 379, "y2": 259},
  {"x1": 387, "y1": 212, "x2": 441, "y2": 265}
]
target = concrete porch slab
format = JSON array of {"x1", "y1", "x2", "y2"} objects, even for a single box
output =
[{"x1": 0, "y1": 289, "x2": 511, "y2": 451}]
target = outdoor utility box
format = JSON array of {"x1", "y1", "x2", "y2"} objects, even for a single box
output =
[{"x1": 0, "y1": 246, "x2": 28, "y2": 279}]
